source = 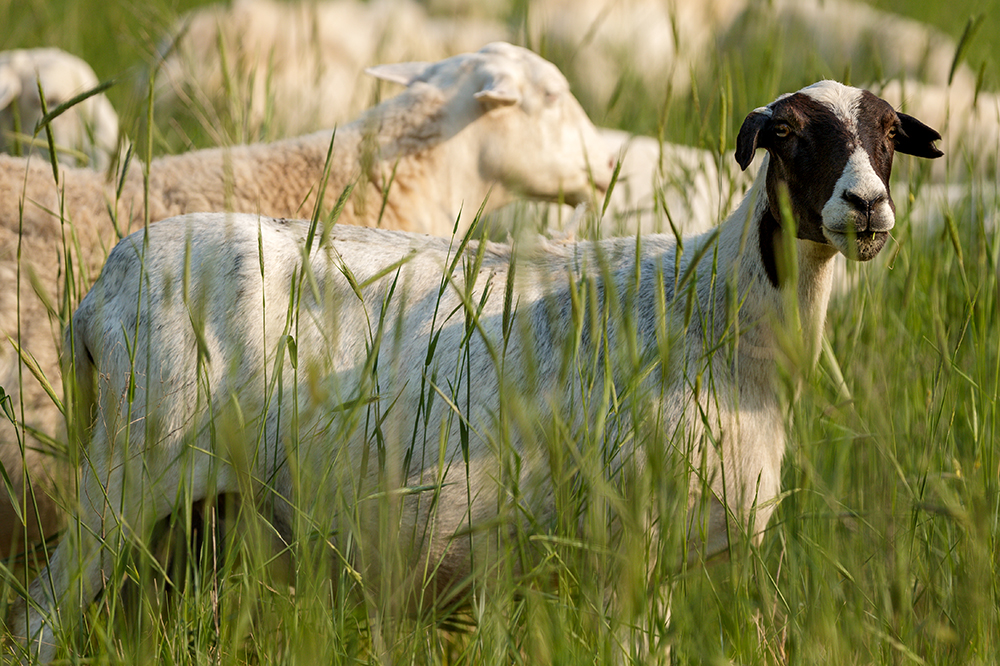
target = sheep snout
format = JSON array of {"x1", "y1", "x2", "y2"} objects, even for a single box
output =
[{"x1": 820, "y1": 141, "x2": 895, "y2": 261}]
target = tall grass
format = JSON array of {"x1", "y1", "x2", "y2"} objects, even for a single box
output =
[{"x1": 2, "y1": 0, "x2": 998, "y2": 663}]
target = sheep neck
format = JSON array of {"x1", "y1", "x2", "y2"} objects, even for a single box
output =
[
  {"x1": 355, "y1": 136, "x2": 484, "y2": 235},
  {"x1": 348, "y1": 91, "x2": 502, "y2": 235},
  {"x1": 108, "y1": 83, "x2": 492, "y2": 238},
  {"x1": 712, "y1": 162, "x2": 838, "y2": 369}
]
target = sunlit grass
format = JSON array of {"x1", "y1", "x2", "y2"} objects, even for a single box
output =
[{"x1": 2, "y1": 0, "x2": 998, "y2": 663}]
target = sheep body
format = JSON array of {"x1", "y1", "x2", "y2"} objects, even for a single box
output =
[
  {"x1": 487, "y1": 128, "x2": 753, "y2": 264},
  {"x1": 469, "y1": 0, "x2": 980, "y2": 112},
  {"x1": 565, "y1": 128, "x2": 751, "y2": 237},
  {"x1": 0, "y1": 48, "x2": 119, "y2": 169},
  {"x1": 156, "y1": 0, "x2": 978, "y2": 133},
  {"x1": 13, "y1": 81, "x2": 942, "y2": 662},
  {"x1": 153, "y1": 0, "x2": 507, "y2": 138},
  {"x1": 155, "y1": 0, "x2": 755, "y2": 233},
  {"x1": 0, "y1": 42, "x2": 612, "y2": 558}
]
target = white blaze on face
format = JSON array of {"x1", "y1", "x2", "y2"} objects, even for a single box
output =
[
  {"x1": 821, "y1": 147, "x2": 894, "y2": 236},
  {"x1": 798, "y1": 80, "x2": 862, "y2": 133}
]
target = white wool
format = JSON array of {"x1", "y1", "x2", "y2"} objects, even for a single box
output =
[
  {"x1": 501, "y1": 128, "x2": 753, "y2": 240},
  {"x1": 153, "y1": 0, "x2": 507, "y2": 138}
]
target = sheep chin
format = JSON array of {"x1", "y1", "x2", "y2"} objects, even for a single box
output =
[{"x1": 824, "y1": 228, "x2": 888, "y2": 262}]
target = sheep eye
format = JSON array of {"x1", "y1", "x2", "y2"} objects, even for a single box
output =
[
  {"x1": 887, "y1": 126, "x2": 897, "y2": 140},
  {"x1": 773, "y1": 123, "x2": 791, "y2": 138}
]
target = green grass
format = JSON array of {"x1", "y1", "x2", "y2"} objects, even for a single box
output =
[{"x1": 2, "y1": 0, "x2": 999, "y2": 663}]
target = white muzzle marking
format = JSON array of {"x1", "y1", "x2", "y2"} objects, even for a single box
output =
[{"x1": 822, "y1": 148, "x2": 893, "y2": 236}]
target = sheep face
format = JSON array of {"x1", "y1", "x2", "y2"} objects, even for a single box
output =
[
  {"x1": 469, "y1": 43, "x2": 614, "y2": 207},
  {"x1": 736, "y1": 80, "x2": 941, "y2": 263}
]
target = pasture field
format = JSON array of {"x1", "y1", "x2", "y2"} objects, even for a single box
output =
[{"x1": 2, "y1": 0, "x2": 998, "y2": 663}]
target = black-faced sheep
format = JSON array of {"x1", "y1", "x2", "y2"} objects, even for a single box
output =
[{"x1": 12, "y1": 80, "x2": 941, "y2": 663}]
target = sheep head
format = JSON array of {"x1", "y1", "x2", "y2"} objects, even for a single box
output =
[
  {"x1": 735, "y1": 80, "x2": 942, "y2": 269},
  {"x1": 366, "y1": 42, "x2": 614, "y2": 210}
]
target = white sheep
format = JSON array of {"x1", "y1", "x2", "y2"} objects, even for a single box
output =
[
  {"x1": 147, "y1": 0, "x2": 988, "y2": 235},
  {"x1": 153, "y1": 0, "x2": 753, "y2": 232},
  {"x1": 720, "y1": 0, "x2": 979, "y2": 91},
  {"x1": 0, "y1": 42, "x2": 613, "y2": 559},
  {"x1": 487, "y1": 127, "x2": 754, "y2": 258},
  {"x1": 0, "y1": 48, "x2": 119, "y2": 169},
  {"x1": 158, "y1": 0, "x2": 737, "y2": 131},
  {"x1": 12, "y1": 81, "x2": 942, "y2": 662},
  {"x1": 17, "y1": 1, "x2": 971, "y2": 156},
  {"x1": 152, "y1": 0, "x2": 507, "y2": 138},
  {"x1": 443, "y1": 0, "x2": 981, "y2": 114},
  {"x1": 507, "y1": 0, "x2": 991, "y2": 182},
  {"x1": 565, "y1": 127, "x2": 752, "y2": 237}
]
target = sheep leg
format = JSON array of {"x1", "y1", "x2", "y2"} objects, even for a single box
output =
[
  {"x1": 11, "y1": 445, "x2": 130, "y2": 664},
  {"x1": 12, "y1": 423, "x2": 230, "y2": 663}
]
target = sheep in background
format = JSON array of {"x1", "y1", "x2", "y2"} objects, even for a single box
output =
[
  {"x1": 427, "y1": 0, "x2": 980, "y2": 111},
  {"x1": 0, "y1": 48, "x2": 119, "y2": 169},
  {"x1": 152, "y1": 0, "x2": 992, "y2": 196},
  {"x1": 152, "y1": 0, "x2": 507, "y2": 139},
  {"x1": 12, "y1": 81, "x2": 942, "y2": 662},
  {"x1": 526, "y1": 0, "x2": 989, "y2": 179},
  {"x1": 722, "y1": 0, "x2": 977, "y2": 92},
  {"x1": 0, "y1": 42, "x2": 614, "y2": 559},
  {"x1": 154, "y1": 0, "x2": 753, "y2": 231},
  {"x1": 425, "y1": 0, "x2": 990, "y2": 181},
  {"x1": 571, "y1": 127, "x2": 751, "y2": 237},
  {"x1": 488, "y1": 127, "x2": 754, "y2": 254}
]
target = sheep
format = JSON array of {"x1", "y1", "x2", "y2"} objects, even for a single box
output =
[
  {"x1": 164, "y1": 0, "x2": 985, "y2": 234},
  {"x1": 485, "y1": 127, "x2": 755, "y2": 270},
  {"x1": 552, "y1": 127, "x2": 752, "y2": 237},
  {"x1": 719, "y1": 0, "x2": 980, "y2": 92},
  {"x1": 149, "y1": 0, "x2": 986, "y2": 223},
  {"x1": 0, "y1": 42, "x2": 614, "y2": 559},
  {"x1": 0, "y1": 48, "x2": 119, "y2": 169},
  {"x1": 434, "y1": 0, "x2": 981, "y2": 114},
  {"x1": 168, "y1": 0, "x2": 977, "y2": 135},
  {"x1": 152, "y1": 0, "x2": 753, "y2": 233},
  {"x1": 12, "y1": 80, "x2": 942, "y2": 662},
  {"x1": 486, "y1": 0, "x2": 990, "y2": 181},
  {"x1": 152, "y1": 0, "x2": 508, "y2": 139}
]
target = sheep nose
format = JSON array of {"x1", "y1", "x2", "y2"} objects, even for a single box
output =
[{"x1": 842, "y1": 191, "x2": 886, "y2": 230}]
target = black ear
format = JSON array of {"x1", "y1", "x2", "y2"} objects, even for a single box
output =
[
  {"x1": 735, "y1": 111, "x2": 770, "y2": 171},
  {"x1": 895, "y1": 112, "x2": 943, "y2": 159}
]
